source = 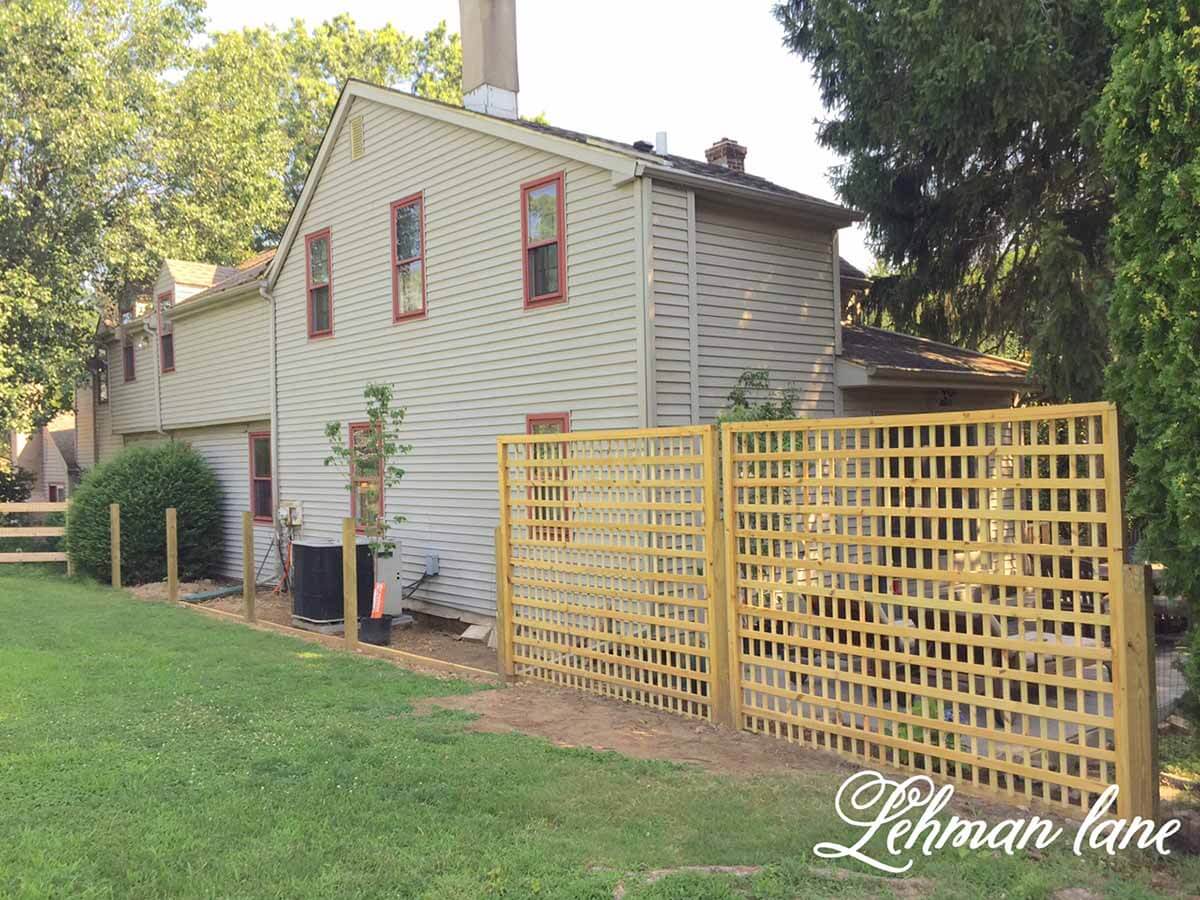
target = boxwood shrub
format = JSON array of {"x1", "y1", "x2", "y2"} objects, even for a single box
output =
[{"x1": 66, "y1": 442, "x2": 223, "y2": 584}]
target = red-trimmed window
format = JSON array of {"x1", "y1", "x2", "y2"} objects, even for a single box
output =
[
  {"x1": 305, "y1": 228, "x2": 333, "y2": 338},
  {"x1": 122, "y1": 337, "x2": 136, "y2": 382},
  {"x1": 157, "y1": 290, "x2": 175, "y2": 373},
  {"x1": 48, "y1": 484, "x2": 66, "y2": 503},
  {"x1": 526, "y1": 412, "x2": 570, "y2": 541},
  {"x1": 391, "y1": 193, "x2": 426, "y2": 321},
  {"x1": 349, "y1": 422, "x2": 383, "y2": 533},
  {"x1": 249, "y1": 432, "x2": 272, "y2": 523},
  {"x1": 521, "y1": 173, "x2": 566, "y2": 307}
]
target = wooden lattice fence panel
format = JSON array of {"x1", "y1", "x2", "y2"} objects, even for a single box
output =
[
  {"x1": 722, "y1": 402, "x2": 1128, "y2": 813},
  {"x1": 497, "y1": 426, "x2": 721, "y2": 719}
]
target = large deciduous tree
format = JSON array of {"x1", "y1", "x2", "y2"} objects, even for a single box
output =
[
  {"x1": 0, "y1": 3, "x2": 461, "y2": 431},
  {"x1": 774, "y1": 0, "x2": 1113, "y2": 400},
  {"x1": 1100, "y1": 1, "x2": 1200, "y2": 603},
  {"x1": 0, "y1": 0, "x2": 202, "y2": 432}
]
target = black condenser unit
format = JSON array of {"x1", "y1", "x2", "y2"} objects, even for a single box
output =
[{"x1": 292, "y1": 538, "x2": 374, "y2": 623}]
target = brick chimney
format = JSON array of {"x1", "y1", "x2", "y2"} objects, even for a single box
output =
[
  {"x1": 459, "y1": 0, "x2": 519, "y2": 119},
  {"x1": 705, "y1": 138, "x2": 748, "y2": 172}
]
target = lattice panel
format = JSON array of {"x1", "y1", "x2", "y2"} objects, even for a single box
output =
[
  {"x1": 723, "y1": 403, "x2": 1126, "y2": 812},
  {"x1": 498, "y1": 426, "x2": 717, "y2": 719}
]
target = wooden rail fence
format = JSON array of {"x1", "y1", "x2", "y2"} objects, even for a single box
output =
[
  {"x1": 0, "y1": 501, "x2": 69, "y2": 567},
  {"x1": 496, "y1": 402, "x2": 1158, "y2": 817}
]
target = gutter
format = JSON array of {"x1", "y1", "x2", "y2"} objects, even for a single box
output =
[
  {"x1": 857, "y1": 363, "x2": 1033, "y2": 389},
  {"x1": 142, "y1": 316, "x2": 168, "y2": 435},
  {"x1": 259, "y1": 281, "x2": 282, "y2": 555},
  {"x1": 639, "y1": 162, "x2": 863, "y2": 227}
]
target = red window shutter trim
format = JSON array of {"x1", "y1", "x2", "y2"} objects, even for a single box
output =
[
  {"x1": 390, "y1": 192, "x2": 427, "y2": 323},
  {"x1": 305, "y1": 227, "x2": 334, "y2": 339},
  {"x1": 520, "y1": 172, "x2": 567, "y2": 309}
]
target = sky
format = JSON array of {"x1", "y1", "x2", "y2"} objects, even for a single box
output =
[{"x1": 202, "y1": 0, "x2": 873, "y2": 269}]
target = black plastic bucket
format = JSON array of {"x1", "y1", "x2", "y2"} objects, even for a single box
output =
[{"x1": 359, "y1": 614, "x2": 393, "y2": 646}]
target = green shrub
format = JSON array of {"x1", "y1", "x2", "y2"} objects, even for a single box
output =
[{"x1": 65, "y1": 443, "x2": 222, "y2": 584}]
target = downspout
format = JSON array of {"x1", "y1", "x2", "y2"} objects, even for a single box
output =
[
  {"x1": 259, "y1": 282, "x2": 282, "y2": 557},
  {"x1": 143, "y1": 318, "x2": 167, "y2": 435}
]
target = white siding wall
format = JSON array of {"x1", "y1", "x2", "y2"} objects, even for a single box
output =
[
  {"x1": 694, "y1": 201, "x2": 837, "y2": 421},
  {"x1": 161, "y1": 296, "x2": 271, "y2": 429},
  {"x1": 41, "y1": 429, "x2": 69, "y2": 495},
  {"x1": 840, "y1": 387, "x2": 1017, "y2": 417},
  {"x1": 273, "y1": 97, "x2": 642, "y2": 619},
  {"x1": 75, "y1": 382, "x2": 96, "y2": 469},
  {"x1": 650, "y1": 182, "x2": 694, "y2": 426},
  {"x1": 108, "y1": 325, "x2": 158, "y2": 434},
  {"x1": 175, "y1": 422, "x2": 278, "y2": 581}
]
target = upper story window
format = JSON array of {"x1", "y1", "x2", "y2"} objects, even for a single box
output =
[
  {"x1": 305, "y1": 228, "x2": 333, "y2": 338},
  {"x1": 157, "y1": 291, "x2": 175, "y2": 373},
  {"x1": 122, "y1": 336, "x2": 135, "y2": 382},
  {"x1": 521, "y1": 172, "x2": 566, "y2": 308},
  {"x1": 349, "y1": 422, "x2": 383, "y2": 533},
  {"x1": 95, "y1": 346, "x2": 109, "y2": 404},
  {"x1": 391, "y1": 193, "x2": 425, "y2": 321},
  {"x1": 249, "y1": 432, "x2": 272, "y2": 523}
]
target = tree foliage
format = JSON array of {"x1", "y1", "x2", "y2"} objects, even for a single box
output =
[
  {"x1": 718, "y1": 369, "x2": 801, "y2": 422},
  {"x1": 774, "y1": 0, "x2": 1112, "y2": 400},
  {"x1": 65, "y1": 442, "x2": 223, "y2": 583},
  {"x1": 324, "y1": 383, "x2": 412, "y2": 558},
  {"x1": 0, "y1": 1, "x2": 461, "y2": 432},
  {"x1": 1100, "y1": 1, "x2": 1200, "y2": 608}
]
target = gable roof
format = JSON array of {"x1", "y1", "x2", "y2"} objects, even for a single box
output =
[
  {"x1": 267, "y1": 79, "x2": 861, "y2": 291},
  {"x1": 164, "y1": 259, "x2": 238, "y2": 288},
  {"x1": 167, "y1": 249, "x2": 277, "y2": 322},
  {"x1": 841, "y1": 325, "x2": 1030, "y2": 384}
]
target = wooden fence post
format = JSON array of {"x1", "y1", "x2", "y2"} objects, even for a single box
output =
[
  {"x1": 719, "y1": 422, "x2": 742, "y2": 731},
  {"x1": 494, "y1": 525, "x2": 514, "y2": 680},
  {"x1": 342, "y1": 518, "x2": 358, "y2": 648},
  {"x1": 65, "y1": 506, "x2": 75, "y2": 577},
  {"x1": 109, "y1": 503, "x2": 121, "y2": 588},
  {"x1": 242, "y1": 511, "x2": 255, "y2": 622},
  {"x1": 166, "y1": 508, "x2": 178, "y2": 603},
  {"x1": 1115, "y1": 562, "x2": 1158, "y2": 819},
  {"x1": 702, "y1": 425, "x2": 735, "y2": 728}
]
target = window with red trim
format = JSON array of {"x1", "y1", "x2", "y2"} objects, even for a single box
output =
[
  {"x1": 157, "y1": 290, "x2": 175, "y2": 372},
  {"x1": 305, "y1": 228, "x2": 333, "y2": 337},
  {"x1": 526, "y1": 412, "x2": 570, "y2": 541},
  {"x1": 349, "y1": 422, "x2": 383, "y2": 533},
  {"x1": 249, "y1": 432, "x2": 272, "y2": 522},
  {"x1": 391, "y1": 193, "x2": 425, "y2": 321},
  {"x1": 48, "y1": 484, "x2": 65, "y2": 503},
  {"x1": 122, "y1": 337, "x2": 136, "y2": 382},
  {"x1": 521, "y1": 173, "x2": 566, "y2": 307}
]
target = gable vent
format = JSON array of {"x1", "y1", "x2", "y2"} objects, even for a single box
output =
[{"x1": 350, "y1": 115, "x2": 365, "y2": 160}]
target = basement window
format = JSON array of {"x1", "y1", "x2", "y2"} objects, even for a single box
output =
[
  {"x1": 521, "y1": 172, "x2": 566, "y2": 308},
  {"x1": 526, "y1": 412, "x2": 570, "y2": 541},
  {"x1": 249, "y1": 432, "x2": 272, "y2": 523},
  {"x1": 305, "y1": 228, "x2": 333, "y2": 338},
  {"x1": 391, "y1": 193, "x2": 425, "y2": 321}
]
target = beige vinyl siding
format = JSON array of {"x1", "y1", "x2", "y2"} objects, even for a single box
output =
[
  {"x1": 694, "y1": 201, "x2": 837, "y2": 421},
  {"x1": 160, "y1": 296, "x2": 271, "y2": 429},
  {"x1": 94, "y1": 376, "x2": 122, "y2": 464},
  {"x1": 174, "y1": 423, "x2": 277, "y2": 581},
  {"x1": 273, "y1": 96, "x2": 642, "y2": 620},
  {"x1": 840, "y1": 386, "x2": 1017, "y2": 417},
  {"x1": 650, "y1": 181, "x2": 695, "y2": 426},
  {"x1": 41, "y1": 429, "x2": 69, "y2": 496},
  {"x1": 12, "y1": 431, "x2": 43, "y2": 498},
  {"x1": 75, "y1": 383, "x2": 95, "y2": 469},
  {"x1": 108, "y1": 326, "x2": 158, "y2": 434}
]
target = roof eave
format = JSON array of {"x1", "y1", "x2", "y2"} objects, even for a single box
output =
[
  {"x1": 846, "y1": 360, "x2": 1033, "y2": 389},
  {"x1": 169, "y1": 279, "x2": 264, "y2": 322},
  {"x1": 640, "y1": 162, "x2": 863, "y2": 227}
]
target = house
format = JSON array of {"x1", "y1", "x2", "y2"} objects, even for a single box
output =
[
  {"x1": 6, "y1": 412, "x2": 78, "y2": 501},
  {"x1": 76, "y1": 0, "x2": 1029, "y2": 621}
]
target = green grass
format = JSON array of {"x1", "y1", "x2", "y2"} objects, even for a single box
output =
[{"x1": 0, "y1": 572, "x2": 1195, "y2": 899}]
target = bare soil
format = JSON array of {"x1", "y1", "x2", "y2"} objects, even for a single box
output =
[{"x1": 129, "y1": 579, "x2": 499, "y2": 674}]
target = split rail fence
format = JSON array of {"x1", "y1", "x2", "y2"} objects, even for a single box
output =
[
  {"x1": 495, "y1": 402, "x2": 1157, "y2": 818},
  {"x1": 0, "y1": 501, "x2": 70, "y2": 569}
]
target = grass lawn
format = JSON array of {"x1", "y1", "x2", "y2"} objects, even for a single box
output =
[{"x1": 0, "y1": 572, "x2": 1196, "y2": 899}]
